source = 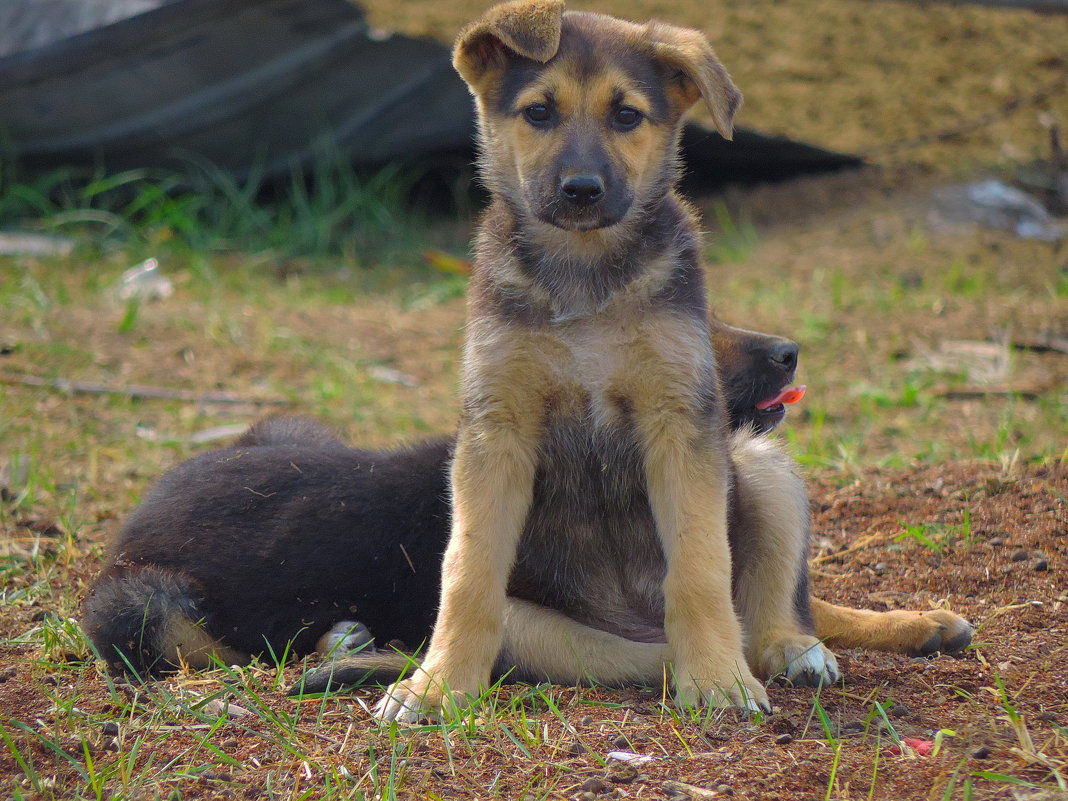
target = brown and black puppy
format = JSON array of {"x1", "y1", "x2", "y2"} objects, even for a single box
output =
[{"x1": 375, "y1": 0, "x2": 789, "y2": 720}]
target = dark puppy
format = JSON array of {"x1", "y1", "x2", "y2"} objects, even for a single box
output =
[
  {"x1": 81, "y1": 320, "x2": 810, "y2": 674},
  {"x1": 82, "y1": 319, "x2": 971, "y2": 689}
]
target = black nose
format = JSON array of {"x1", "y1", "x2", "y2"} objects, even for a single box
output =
[
  {"x1": 767, "y1": 340, "x2": 799, "y2": 373},
  {"x1": 560, "y1": 175, "x2": 605, "y2": 206}
]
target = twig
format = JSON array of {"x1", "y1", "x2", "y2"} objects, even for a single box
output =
[
  {"x1": 935, "y1": 385, "x2": 1047, "y2": 400},
  {"x1": 1013, "y1": 334, "x2": 1068, "y2": 356},
  {"x1": 0, "y1": 372, "x2": 292, "y2": 405}
]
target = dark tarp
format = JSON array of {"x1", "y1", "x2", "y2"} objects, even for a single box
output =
[{"x1": 0, "y1": 0, "x2": 862, "y2": 186}]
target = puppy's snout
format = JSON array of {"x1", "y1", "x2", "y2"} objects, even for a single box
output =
[
  {"x1": 560, "y1": 174, "x2": 605, "y2": 206},
  {"x1": 767, "y1": 340, "x2": 799, "y2": 374}
]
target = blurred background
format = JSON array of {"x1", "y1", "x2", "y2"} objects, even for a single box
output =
[{"x1": 1, "y1": 0, "x2": 1066, "y2": 491}]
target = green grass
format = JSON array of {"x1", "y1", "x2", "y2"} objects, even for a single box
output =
[{"x1": 0, "y1": 153, "x2": 449, "y2": 263}]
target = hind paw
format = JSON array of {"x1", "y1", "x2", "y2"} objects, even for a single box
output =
[
  {"x1": 904, "y1": 610, "x2": 973, "y2": 656},
  {"x1": 316, "y1": 620, "x2": 375, "y2": 657},
  {"x1": 757, "y1": 634, "x2": 840, "y2": 687}
]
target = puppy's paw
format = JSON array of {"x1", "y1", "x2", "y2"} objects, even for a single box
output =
[
  {"x1": 673, "y1": 662, "x2": 771, "y2": 714},
  {"x1": 757, "y1": 634, "x2": 839, "y2": 687},
  {"x1": 374, "y1": 669, "x2": 478, "y2": 723},
  {"x1": 902, "y1": 609, "x2": 973, "y2": 656},
  {"x1": 317, "y1": 620, "x2": 375, "y2": 657}
]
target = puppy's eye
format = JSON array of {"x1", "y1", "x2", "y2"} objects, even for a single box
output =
[
  {"x1": 613, "y1": 106, "x2": 643, "y2": 130},
  {"x1": 524, "y1": 104, "x2": 552, "y2": 125}
]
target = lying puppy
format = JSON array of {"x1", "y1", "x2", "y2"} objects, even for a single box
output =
[
  {"x1": 82, "y1": 319, "x2": 970, "y2": 694},
  {"x1": 82, "y1": 319, "x2": 813, "y2": 674}
]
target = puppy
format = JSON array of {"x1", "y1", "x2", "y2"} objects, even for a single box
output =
[
  {"x1": 375, "y1": 0, "x2": 791, "y2": 720},
  {"x1": 79, "y1": 320, "x2": 807, "y2": 674},
  {"x1": 81, "y1": 322, "x2": 970, "y2": 689}
]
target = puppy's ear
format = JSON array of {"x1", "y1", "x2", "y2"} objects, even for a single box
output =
[
  {"x1": 648, "y1": 23, "x2": 741, "y2": 140},
  {"x1": 453, "y1": 0, "x2": 564, "y2": 89}
]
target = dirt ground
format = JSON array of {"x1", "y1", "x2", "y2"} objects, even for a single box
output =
[
  {"x1": 1, "y1": 0, "x2": 1067, "y2": 799},
  {"x1": 1, "y1": 459, "x2": 1064, "y2": 800}
]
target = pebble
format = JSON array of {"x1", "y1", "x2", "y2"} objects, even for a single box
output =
[
  {"x1": 988, "y1": 537, "x2": 1004, "y2": 546},
  {"x1": 611, "y1": 734, "x2": 631, "y2": 748},
  {"x1": 568, "y1": 740, "x2": 587, "y2": 755},
  {"x1": 579, "y1": 715, "x2": 594, "y2": 726},
  {"x1": 890, "y1": 704, "x2": 910, "y2": 718},
  {"x1": 1011, "y1": 548, "x2": 1029, "y2": 562},
  {"x1": 1034, "y1": 559, "x2": 1049, "y2": 571},
  {"x1": 840, "y1": 721, "x2": 865, "y2": 734},
  {"x1": 608, "y1": 763, "x2": 638, "y2": 783},
  {"x1": 574, "y1": 792, "x2": 596, "y2": 801},
  {"x1": 580, "y1": 777, "x2": 608, "y2": 793},
  {"x1": 774, "y1": 733, "x2": 793, "y2": 745},
  {"x1": 716, "y1": 784, "x2": 735, "y2": 796},
  {"x1": 101, "y1": 721, "x2": 120, "y2": 736},
  {"x1": 972, "y1": 746, "x2": 991, "y2": 759}
]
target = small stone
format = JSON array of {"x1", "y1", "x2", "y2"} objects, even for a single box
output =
[
  {"x1": 988, "y1": 537, "x2": 1004, "y2": 546},
  {"x1": 1037, "y1": 711, "x2": 1058, "y2": 722},
  {"x1": 579, "y1": 715, "x2": 594, "y2": 726},
  {"x1": 1034, "y1": 559, "x2": 1049, "y2": 571},
  {"x1": 101, "y1": 721, "x2": 120, "y2": 736},
  {"x1": 608, "y1": 763, "x2": 638, "y2": 783},
  {"x1": 1011, "y1": 549, "x2": 1029, "y2": 562},
  {"x1": 889, "y1": 704, "x2": 910, "y2": 718},
  {"x1": 611, "y1": 734, "x2": 630, "y2": 748},
  {"x1": 580, "y1": 777, "x2": 608, "y2": 793},
  {"x1": 574, "y1": 792, "x2": 596, "y2": 801},
  {"x1": 840, "y1": 721, "x2": 865, "y2": 734},
  {"x1": 568, "y1": 740, "x2": 587, "y2": 755},
  {"x1": 103, "y1": 737, "x2": 120, "y2": 752},
  {"x1": 873, "y1": 562, "x2": 887, "y2": 573},
  {"x1": 774, "y1": 733, "x2": 793, "y2": 745},
  {"x1": 716, "y1": 784, "x2": 735, "y2": 795},
  {"x1": 971, "y1": 746, "x2": 991, "y2": 759}
]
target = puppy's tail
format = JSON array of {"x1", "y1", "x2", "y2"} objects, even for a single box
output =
[
  {"x1": 81, "y1": 566, "x2": 245, "y2": 678},
  {"x1": 289, "y1": 651, "x2": 419, "y2": 696},
  {"x1": 235, "y1": 415, "x2": 344, "y2": 448}
]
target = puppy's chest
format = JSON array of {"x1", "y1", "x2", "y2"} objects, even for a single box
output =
[{"x1": 544, "y1": 318, "x2": 640, "y2": 431}]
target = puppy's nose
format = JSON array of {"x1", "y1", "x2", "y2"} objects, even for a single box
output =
[
  {"x1": 767, "y1": 340, "x2": 799, "y2": 373},
  {"x1": 560, "y1": 174, "x2": 605, "y2": 206}
]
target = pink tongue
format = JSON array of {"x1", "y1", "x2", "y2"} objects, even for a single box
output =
[{"x1": 756, "y1": 385, "x2": 806, "y2": 410}]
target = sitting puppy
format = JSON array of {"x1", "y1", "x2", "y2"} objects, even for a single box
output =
[{"x1": 82, "y1": 319, "x2": 971, "y2": 690}]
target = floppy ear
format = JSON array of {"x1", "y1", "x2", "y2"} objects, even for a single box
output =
[
  {"x1": 648, "y1": 23, "x2": 742, "y2": 140},
  {"x1": 453, "y1": 0, "x2": 564, "y2": 89}
]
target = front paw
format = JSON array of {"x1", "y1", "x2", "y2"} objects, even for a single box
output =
[
  {"x1": 673, "y1": 662, "x2": 771, "y2": 714},
  {"x1": 756, "y1": 634, "x2": 840, "y2": 687},
  {"x1": 374, "y1": 669, "x2": 479, "y2": 723}
]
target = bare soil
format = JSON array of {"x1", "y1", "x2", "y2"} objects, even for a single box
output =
[{"x1": 1, "y1": 460, "x2": 1064, "y2": 800}]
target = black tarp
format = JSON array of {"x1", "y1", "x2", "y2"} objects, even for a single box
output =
[{"x1": 0, "y1": 0, "x2": 862, "y2": 186}]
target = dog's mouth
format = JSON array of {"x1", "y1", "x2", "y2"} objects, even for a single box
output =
[{"x1": 753, "y1": 385, "x2": 806, "y2": 424}]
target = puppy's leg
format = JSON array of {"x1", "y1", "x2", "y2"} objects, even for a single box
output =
[
  {"x1": 500, "y1": 599, "x2": 669, "y2": 685},
  {"x1": 729, "y1": 431, "x2": 838, "y2": 686},
  {"x1": 376, "y1": 351, "x2": 546, "y2": 722},
  {"x1": 629, "y1": 354, "x2": 768, "y2": 711},
  {"x1": 811, "y1": 598, "x2": 972, "y2": 656}
]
